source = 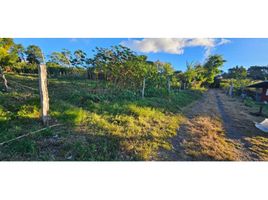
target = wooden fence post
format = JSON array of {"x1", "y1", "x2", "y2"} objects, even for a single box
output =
[
  {"x1": 229, "y1": 81, "x2": 234, "y2": 97},
  {"x1": 0, "y1": 67, "x2": 9, "y2": 92},
  {"x1": 38, "y1": 64, "x2": 49, "y2": 125},
  {"x1": 141, "y1": 77, "x2": 146, "y2": 99}
]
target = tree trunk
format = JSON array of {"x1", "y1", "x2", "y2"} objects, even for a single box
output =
[
  {"x1": 38, "y1": 64, "x2": 50, "y2": 125},
  {"x1": 0, "y1": 69, "x2": 9, "y2": 92},
  {"x1": 141, "y1": 77, "x2": 146, "y2": 99}
]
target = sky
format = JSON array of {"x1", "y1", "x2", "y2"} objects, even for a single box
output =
[{"x1": 14, "y1": 38, "x2": 268, "y2": 72}]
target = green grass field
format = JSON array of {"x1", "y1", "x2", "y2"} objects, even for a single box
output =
[{"x1": 0, "y1": 74, "x2": 201, "y2": 161}]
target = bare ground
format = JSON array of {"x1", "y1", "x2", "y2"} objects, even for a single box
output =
[{"x1": 159, "y1": 89, "x2": 268, "y2": 161}]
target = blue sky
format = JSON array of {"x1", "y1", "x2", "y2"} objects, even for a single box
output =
[{"x1": 14, "y1": 38, "x2": 268, "y2": 72}]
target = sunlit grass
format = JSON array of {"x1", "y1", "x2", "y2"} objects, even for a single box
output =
[
  {"x1": 0, "y1": 105, "x2": 10, "y2": 122},
  {"x1": 244, "y1": 136, "x2": 268, "y2": 160},
  {"x1": 50, "y1": 99, "x2": 185, "y2": 160},
  {"x1": 0, "y1": 74, "x2": 201, "y2": 160},
  {"x1": 17, "y1": 105, "x2": 40, "y2": 119},
  {"x1": 86, "y1": 104, "x2": 184, "y2": 160}
]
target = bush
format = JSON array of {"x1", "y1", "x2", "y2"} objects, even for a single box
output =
[
  {"x1": 244, "y1": 97, "x2": 255, "y2": 107},
  {"x1": 114, "y1": 89, "x2": 138, "y2": 101},
  {"x1": 220, "y1": 78, "x2": 257, "y2": 96},
  {"x1": 17, "y1": 105, "x2": 40, "y2": 119},
  {"x1": 145, "y1": 87, "x2": 168, "y2": 97},
  {"x1": 0, "y1": 105, "x2": 10, "y2": 122},
  {"x1": 13, "y1": 62, "x2": 38, "y2": 74}
]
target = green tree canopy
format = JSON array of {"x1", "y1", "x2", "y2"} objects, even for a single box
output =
[
  {"x1": 13, "y1": 44, "x2": 26, "y2": 62},
  {"x1": 50, "y1": 50, "x2": 72, "y2": 67},
  {"x1": 72, "y1": 49, "x2": 87, "y2": 68},
  {"x1": 0, "y1": 38, "x2": 18, "y2": 69},
  {"x1": 25, "y1": 45, "x2": 43, "y2": 65},
  {"x1": 247, "y1": 66, "x2": 268, "y2": 80},
  {"x1": 227, "y1": 65, "x2": 247, "y2": 79},
  {"x1": 89, "y1": 45, "x2": 137, "y2": 83},
  {"x1": 203, "y1": 55, "x2": 226, "y2": 85}
]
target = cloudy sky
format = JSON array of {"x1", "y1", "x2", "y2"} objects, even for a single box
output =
[{"x1": 14, "y1": 38, "x2": 268, "y2": 72}]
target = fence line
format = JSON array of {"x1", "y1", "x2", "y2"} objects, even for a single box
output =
[
  {"x1": 8, "y1": 79, "x2": 38, "y2": 91},
  {"x1": 0, "y1": 124, "x2": 62, "y2": 146}
]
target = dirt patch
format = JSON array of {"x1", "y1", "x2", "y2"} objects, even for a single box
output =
[{"x1": 216, "y1": 91, "x2": 265, "y2": 138}]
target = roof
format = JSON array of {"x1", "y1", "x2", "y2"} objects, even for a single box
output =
[{"x1": 247, "y1": 81, "x2": 268, "y2": 88}]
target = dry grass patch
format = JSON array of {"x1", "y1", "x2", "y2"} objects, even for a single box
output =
[
  {"x1": 180, "y1": 116, "x2": 243, "y2": 160},
  {"x1": 244, "y1": 136, "x2": 268, "y2": 160}
]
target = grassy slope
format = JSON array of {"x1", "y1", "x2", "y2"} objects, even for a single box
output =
[{"x1": 0, "y1": 74, "x2": 201, "y2": 161}]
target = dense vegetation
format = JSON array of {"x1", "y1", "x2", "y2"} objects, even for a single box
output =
[
  {"x1": 0, "y1": 74, "x2": 201, "y2": 160},
  {"x1": 221, "y1": 65, "x2": 268, "y2": 91},
  {"x1": 1, "y1": 38, "x2": 226, "y2": 94},
  {"x1": 219, "y1": 65, "x2": 268, "y2": 116}
]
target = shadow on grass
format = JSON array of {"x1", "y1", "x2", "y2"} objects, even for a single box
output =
[
  {"x1": 0, "y1": 124, "x2": 141, "y2": 161},
  {"x1": 1, "y1": 75, "x2": 200, "y2": 161},
  {"x1": 56, "y1": 133, "x2": 140, "y2": 161}
]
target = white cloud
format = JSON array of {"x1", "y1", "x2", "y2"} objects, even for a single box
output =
[
  {"x1": 217, "y1": 38, "x2": 231, "y2": 45},
  {"x1": 121, "y1": 38, "x2": 231, "y2": 57},
  {"x1": 121, "y1": 38, "x2": 187, "y2": 54},
  {"x1": 203, "y1": 38, "x2": 231, "y2": 58},
  {"x1": 187, "y1": 38, "x2": 216, "y2": 47}
]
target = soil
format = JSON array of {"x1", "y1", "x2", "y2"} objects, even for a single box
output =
[{"x1": 159, "y1": 89, "x2": 268, "y2": 161}]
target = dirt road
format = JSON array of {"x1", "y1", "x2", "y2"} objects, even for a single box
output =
[{"x1": 159, "y1": 89, "x2": 268, "y2": 161}]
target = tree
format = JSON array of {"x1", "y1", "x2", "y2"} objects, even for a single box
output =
[
  {"x1": 227, "y1": 65, "x2": 247, "y2": 79},
  {"x1": 203, "y1": 55, "x2": 226, "y2": 86},
  {"x1": 130, "y1": 55, "x2": 154, "y2": 98},
  {"x1": 154, "y1": 61, "x2": 174, "y2": 90},
  {"x1": 88, "y1": 45, "x2": 136, "y2": 83},
  {"x1": 50, "y1": 51, "x2": 71, "y2": 67},
  {"x1": 0, "y1": 38, "x2": 18, "y2": 91},
  {"x1": 192, "y1": 64, "x2": 206, "y2": 88},
  {"x1": 13, "y1": 44, "x2": 26, "y2": 62},
  {"x1": 25, "y1": 45, "x2": 43, "y2": 65},
  {"x1": 184, "y1": 62, "x2": 197, "y2": 88},
  {"x1": 88, "y1": 46, "x2": 168, "y2": 97},
  {"x1": 62, "y1": 49, "x2": 72, "y2": 67},
  {"x1": 71, "y1": 49, "x2": 87, "y2": 68},
  {"x1": 247, "y1": 66, "x2": 268, "y2": 80}
]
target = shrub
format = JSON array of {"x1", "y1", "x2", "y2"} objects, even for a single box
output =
[
  {"x1": 17, "y1": 105, "x2": 40, "y2": 119},
  {"x1": 0, "y1": 105, "x2": 10, "y2": 122},
  {"x1": 13, "y1": 62, "x2": 38, "y2": 74},
  {"x1": 244, "y1": 97, "x2": 255, "y2": 107}
]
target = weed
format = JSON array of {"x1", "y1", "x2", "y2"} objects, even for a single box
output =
[{"x1": 17, "y1": 105, "x2": 40, "y2": 119}]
